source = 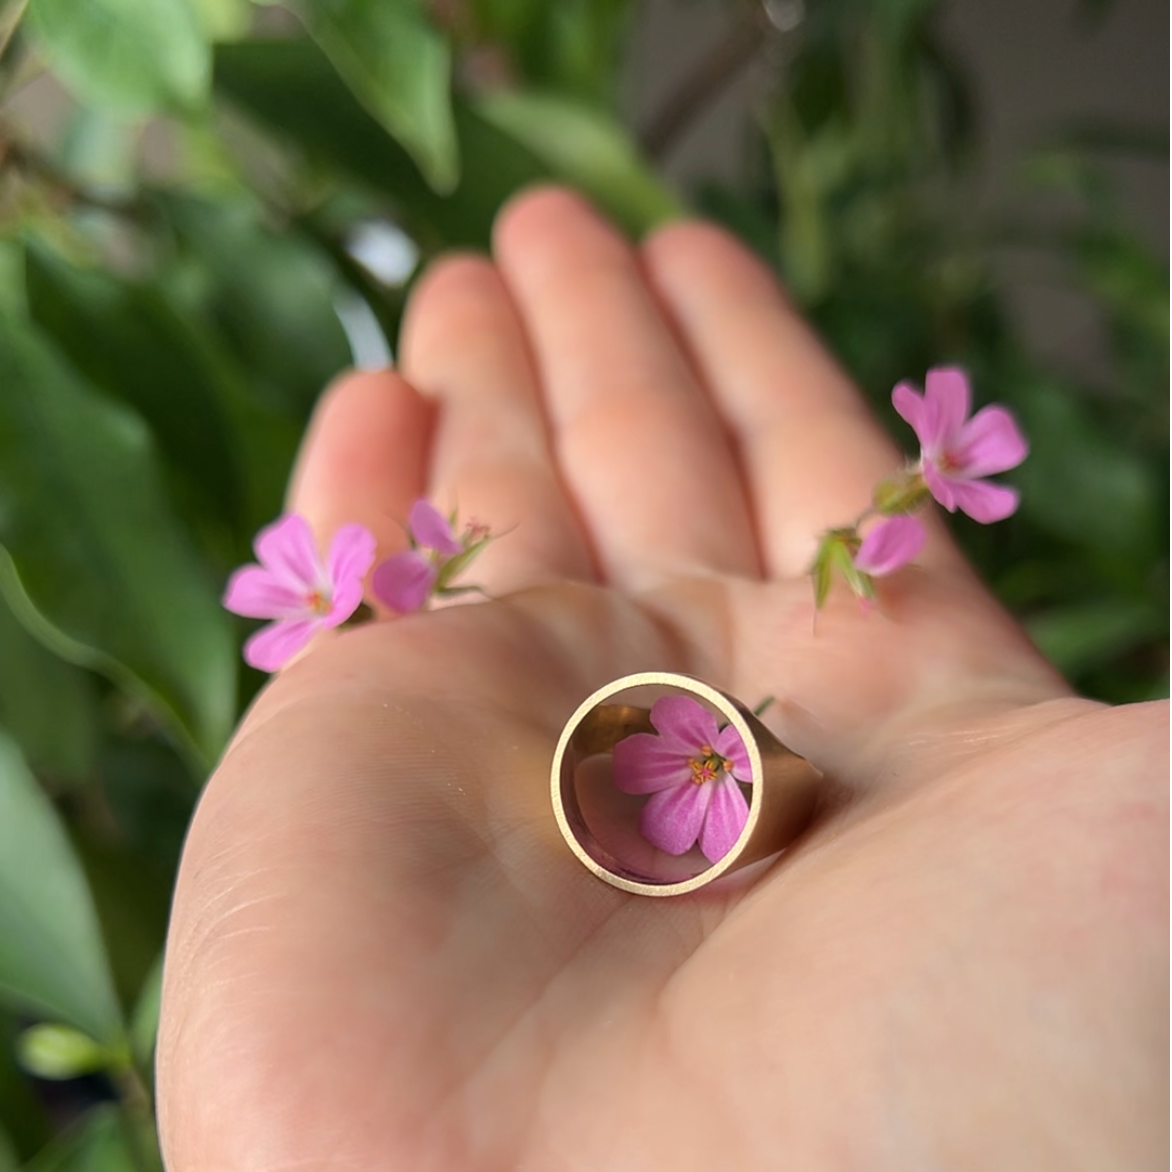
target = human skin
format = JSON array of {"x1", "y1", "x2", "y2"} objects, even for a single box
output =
[{"x1": 157, "y1": 187, "x2": 1168, "y2": 1172}]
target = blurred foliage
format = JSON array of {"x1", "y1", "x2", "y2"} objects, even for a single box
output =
[{"x1": 0, "y1": 0, "x2": 1166, "y2": 1162}]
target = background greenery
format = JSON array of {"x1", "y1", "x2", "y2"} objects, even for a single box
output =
[{"x1": 0, "y1": 0, "x2": 1165, "y2": 1165}]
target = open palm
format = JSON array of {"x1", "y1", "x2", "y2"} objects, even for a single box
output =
[{"x1": 158, "y1": 189, "x2": 1167, "y2": 1172}]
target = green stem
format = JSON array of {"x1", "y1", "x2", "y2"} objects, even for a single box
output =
[{"x1": 112, "y1": 1061, "x2": 160, "y2": 1172}]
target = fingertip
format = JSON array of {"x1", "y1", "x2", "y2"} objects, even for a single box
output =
[
  {"x1": 641, "y1": 218, "x2": 794, "y2": 310},
  {"x1": 403, "y1": 250, "x2": 497, "y2": 325},
  {"x1": 492, "y1": 184, "x2": 611, "y2": 265},
  {"x1": 287, "y1": 368, "x2": 434, "y2": 552},
  {"x1": 400, "y1": 251, "x2": 510, "y2": 380}
]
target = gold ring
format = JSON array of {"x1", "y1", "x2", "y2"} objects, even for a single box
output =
[{"x1": 550, "y1": 672, "x2": 822, "y2": 897}]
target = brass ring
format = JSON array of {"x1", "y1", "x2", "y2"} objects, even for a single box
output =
[{"x1": 550, "y1": 672, "x2": 822, "y2": 897}]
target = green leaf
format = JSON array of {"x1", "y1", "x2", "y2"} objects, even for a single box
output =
[
  {"x1": 297, "y1": 0, "x2": 458, "y2": 192},
  {"x1": 0, "y1": 733, "x2": 122, "y2": 1043},
  {"x1": 0, "y1": 323, "x2": 237, "y2": 765},
  {"x1": 1028, "y1": 600, "x2": 1162, "y2": 679},
  {"x1": 0, "y1": 589, "x2": 98, "y2": 784},
  {"x1": 57, "y1": 107, "x2": 139, "y2": 194},
  {"x1": 155, "y1": 194, "x2": 352, "y2": 418},
  {"x1": 0, "y1": 1121, "x2": 16, "y2": 1172},
  {"x1": 129, "y1": 954, "x2": 163, "y2": 1069},
  {"x1": 471, "y1": 0, "x2": 632, "y2": 106},
  {"x1": 214, "y1": 37, "x2": 549, "y2": 250},
  {"x1": 475, "y1": 90, "x2": 680, "y2": 235},
  {"x1": 831, "y1": 542, "x2": 873, "y2": 602},
  {"x1": 17, "y1": 1023, "x2": 111, "y2": 1080},
  {"x1": 0, "y1": 237, "x2": 26, "y2": 319},
  {"x1": 21, "y1": 1107, "x2": 142, "y2": 1172},
  {"x1": 190, "y1": 0, "x2": 252, "y2": 41},
  {"x1": 812, "y1": 554, "x2": 834, "y2": 610},
  {"x1": 1014, "y1": 380, "x2": 1157, "y2": 560},
  {"x1": 26, "y1": 0, "x2": 210, "y2": 114},
  {"x1": 0, "y1": 1009, "x2": 53, "y2": 1160},
  {"x1": 0, "y1": 0, "x2": 27, "y2": 66},
  {"x1": 24, "y1": 240, "x2": 244, "y2": 530}
]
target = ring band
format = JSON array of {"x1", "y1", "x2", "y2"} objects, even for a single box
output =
[{"x1": 550, "y1": 672, "x2": 822, "y2": 897}]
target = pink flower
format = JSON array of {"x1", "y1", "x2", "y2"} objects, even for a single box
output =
[
  {"x1": 893, "y1": 368, "x2": 1028, "y2": 523},
  {"x1": 406, "y1": 499, "x2": 461, "y2": 557},
  {"x1": 853, "y1": 514, "x2": 926, "y2": 577},
  {"x1": 372, "y1": 549, "x2": 437, "y2": 614},
  {"x1": 372, "y1": 499, "x2": 487, "y2": 614},
  {"x1": 613, "y1": 695, "x2": 753, "y2": 864},
  {"x1": 223, "y1": 515, "x2": 376, "y2": 671}
]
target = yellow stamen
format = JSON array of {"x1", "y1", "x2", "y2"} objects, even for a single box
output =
[{"x1": 688, "y1": 751, "x2": 732, "y2": 786}]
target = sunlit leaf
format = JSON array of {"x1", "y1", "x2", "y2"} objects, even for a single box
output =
[
  {"x1": 26, "y1": 0, "x2": 209, "y2": 113},
  {"x1": 191, "y1": 0, "x2": 252, "y2": 41},
  {"x1": 0, "y1": 733, "x2": 122, "y2": 1043},
  {"x1": 0, "y1": 323, "x2": 236, "y2": 765},
  {"x1": 214, "y1": 38, "x2": 548, "y2": 250},
  {"x1": 297, "y1": 0, "x2": 458, "y2": 191},
  {"x1": 475, "y1": 90, "x2": 680, "y2": 235},
  {"x1": 17, "y1": 1023, "x2": 111, "y2": 1080}
]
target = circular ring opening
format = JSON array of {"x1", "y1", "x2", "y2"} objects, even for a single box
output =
[{"x1": 551, "y1": 673, "x2": 763, "y2": 896}]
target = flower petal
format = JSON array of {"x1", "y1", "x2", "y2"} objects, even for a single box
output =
[
  {"x1": 322, "y1": 577, "x2": 365, "y2": 629},
  {"x1": 923, "y1": 367, "x2": 971, "y2": 449},
  {"x1": 922, "y1": 460, "x2": 959, "y2": 512},
  {"x1": 649, "y1": 694, "x2": 720, "y2": 754},
  {"x1": 612, "y1": 733, "x2": 691, "y2": 794},
  {"x1": 640, "y1": 781, "x2": 710, "y2": 856},
  {"x1": 714, "y1": 724, "x2": 752, "y2": 782},
  {"x1": 891, "y1": 381, "x2": 928, "y2": 446},
  {"x1": 321, "y1": 524, "x2": 378, "y2": 628},
  {"x1": 946, "y1": 478, "x2": 1020, "y2": 524},
  {"x1": 699, "y1": 776, "x2": 750, "y2": 863},
  {"x1": 326, "y1": 524, "x2": 378, "y2": 592},
  {"x1": 243, "y1": 618, "x2": 319, "y2": 672},
  {"x1": 372, "y1": 550, "x2": 437, "y2": 613},
  {"x1": 223, "y1": 566, "x2": 306, "y2": 619},
  {"x1": 953, "y1": 405, "x2": 1029, "y2": 478},
  {"x1": 409, "y1": 499, "x2": 462, "y2": 556},
  {"x1": 255, "y1": 515, "x2": 325, "y2": 592},
  {"x1": 853, "y1": 515, "x2": 926, "y2": 577}
]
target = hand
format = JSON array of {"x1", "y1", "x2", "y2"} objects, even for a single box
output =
[{"x1": 157, "y1": 188, "x2": 1167, "y2": 1172}]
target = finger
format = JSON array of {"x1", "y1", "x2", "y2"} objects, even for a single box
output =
[
  {"x1": 400, "y1": 252, "x2": 597, "y2": 593},
  {"x1": 641, "y1": 221, "x2": 965, "y2": 578},
  {"x1": 288, "y1": 368, "x2": 433, "y2": 563},
  {"x1": 493, "y1": 187, "x2": 760, "y2": 589}
]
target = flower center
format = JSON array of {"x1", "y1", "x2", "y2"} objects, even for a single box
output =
[
  {"x1": 306, "y1": 589, "x2": 331, "y2": 616},
  {"x1": 688, "y1": 745, "x2": 730, "y2": 785},
  {"x1": 937, "y1": 449, "x2": 962, "y2": 473}
]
